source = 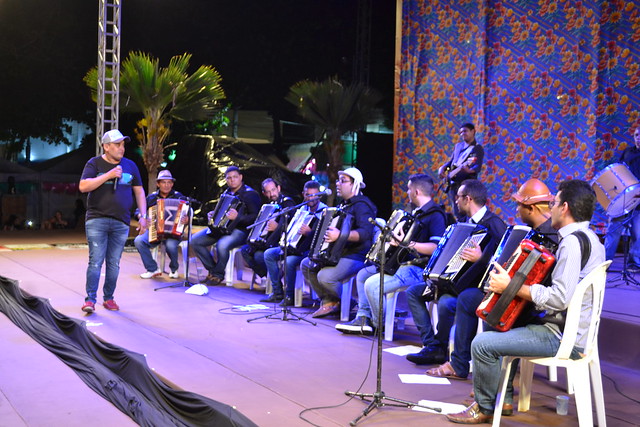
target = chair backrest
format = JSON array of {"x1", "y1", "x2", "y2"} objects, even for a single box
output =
[{"x1": 555, "y1": 260, "x2": 611, "y2": 360}]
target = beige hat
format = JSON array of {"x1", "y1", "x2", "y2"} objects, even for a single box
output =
[
  {"x1": 156, "y1": 170, "x2": 176, "y2": 181},
  {"x1": 512, "y1": 179, "x2": 554, "y2": 205},
  {"x1": 339, "y1": 167, "x2": 366, "y2": 195},
  {"x1": 101, "y1": 129, "x2": 130, "y2": 144}
]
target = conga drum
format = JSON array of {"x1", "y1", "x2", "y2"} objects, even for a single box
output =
[{"x1": 591, "y1": 163, "x2": 640, "y2": 217}]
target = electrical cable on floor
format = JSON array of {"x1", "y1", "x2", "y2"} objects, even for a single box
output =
[
  {"x1": 603, "y1": 373, "x2": 640, "y2": 405},
  {"x1": 298, "y1": 332, "x2": 378, "y2": 426}
]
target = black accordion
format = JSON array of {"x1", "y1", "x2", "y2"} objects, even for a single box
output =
[
  {"x1": 308, "y1": 207, "x2": 352, "y2": 266},
  {"x1": 280, "y1": 209, "x2": 319, "y2": 255},
  {"x1": 207, "y1": 194, "x2": 242, "y2": 235},
  {"x1": 423, "y1": 222, "x2": 488, "y2": 295},
  {"x1": 365, "y1": 209, "x2": 418, "y2": 275},
  {"x1": 247, "y1": 203, "x2": 281, "y2": 250}
]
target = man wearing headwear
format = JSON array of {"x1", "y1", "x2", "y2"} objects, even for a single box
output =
[
  {"x1": 134, "y1": 170, "x2": 188, "y2": 279},
  {"x1": 300, "y1": 167, "x2": 377, "y2": 318},
  {"x1": 79, "y1": 129, "x2": 147, "y2": 313},
  {"x1": 512, "y1": 178, "x2": 558, "y2": 245}
]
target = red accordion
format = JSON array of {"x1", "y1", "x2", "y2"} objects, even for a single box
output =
[{"x1": 476, "y1": 239, "x2": 555, "y2": 332}]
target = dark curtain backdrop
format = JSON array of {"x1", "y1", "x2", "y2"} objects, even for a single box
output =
[{"x1": 395, "y1": 0, "x2": 640, "y2": 232}]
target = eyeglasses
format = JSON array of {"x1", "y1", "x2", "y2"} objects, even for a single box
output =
[
  {"x1": 456, "y1": 193, "x2": 468, "y2": 200},
  {"x1": 549, "y1": 199, "x2": 560, "y2": 208},
  {"x1": 336, "y1": 179, "x2": 352, "y2": 185}
]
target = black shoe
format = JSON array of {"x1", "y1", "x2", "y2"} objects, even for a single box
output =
[
  {"x1": 335, "y1": 316, "x2": 374, "y2": 336},
  {"x1": 406, "y1": 346, "x2": 446, "y2": 365},
  {"x1": 204, "y1": 274, "x2": 224, "y2": 286},
  {"x1": 278, "y1": 296, "x2": 294, "y2": 307},
  {"x1": 260, "y1": 293, "x2": 284, "y2": 303}
]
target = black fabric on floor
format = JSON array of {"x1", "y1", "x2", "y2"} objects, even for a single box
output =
[{"x1": 0, "y1": 275, "x2": 257, "y2": 427}]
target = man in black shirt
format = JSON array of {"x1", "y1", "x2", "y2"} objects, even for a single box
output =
[{"x1": 191, "y1": 166, "x2": 261, "y2": 286}]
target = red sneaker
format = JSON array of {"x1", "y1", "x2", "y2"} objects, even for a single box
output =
[
  {"x1": 81, "y1": 301, "x2": 95, "y2": 313},
  {"x1": 103, "y1": 299, "x2": 120, "y2": 311}
]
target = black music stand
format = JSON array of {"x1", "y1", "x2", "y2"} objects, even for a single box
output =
[
  {"x1": 154, "y1": 205, "x2": 198, "y2": 291},
  {"x1": 607, "y1": 209, "x2": 640, "y2": 287},
  {"x1": 345, "y1": 221, "x2": 440, "y2": 425},
  {"x1": 247, "y1": 199, "x2": 317, "y2": 325}
]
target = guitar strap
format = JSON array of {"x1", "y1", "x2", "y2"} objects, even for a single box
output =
[{"x1": 454, "y1": 144, "x2": 475, "y2": 167}]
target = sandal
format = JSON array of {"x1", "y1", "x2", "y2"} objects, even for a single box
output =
[{"x1": 425, "y1": 361, "x2": 467, "y2": 380}]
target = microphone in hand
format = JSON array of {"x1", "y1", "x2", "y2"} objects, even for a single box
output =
[{"x1": 113, "y1": 165, "x2": 122, "y2": 191}]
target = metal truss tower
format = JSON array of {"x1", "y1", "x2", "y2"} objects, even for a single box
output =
[{"x1": 96, "y1": 0, "x2": 122, "y2": 155}]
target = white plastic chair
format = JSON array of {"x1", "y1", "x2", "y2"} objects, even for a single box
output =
[{"x1": 492, "y1": 260, "x2": 611, "y2": 427}]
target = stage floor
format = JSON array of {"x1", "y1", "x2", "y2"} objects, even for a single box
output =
[{"x1": 1, "y1": 230, "x2": 639, "y2": 426}]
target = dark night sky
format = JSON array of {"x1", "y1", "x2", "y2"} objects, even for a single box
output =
[{"x1": 0, "y1": 0, "x2": 396, "y2": 138}]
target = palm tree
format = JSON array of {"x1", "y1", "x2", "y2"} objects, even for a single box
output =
[
  {"x1": 84, "y1": 52, "x2": 225, "y2": 192},
  {"x1": 285, "y1": 77, "x2": 382, "y2": 203}
]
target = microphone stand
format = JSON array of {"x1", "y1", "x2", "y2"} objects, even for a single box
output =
[
  {"x1": 345, "y1": 220, "x2": 440, "y2": 425},
  {"x1": 247, "y1": 199, "x2": 318, "y2": 325},
  {"x1": 155, "y1": 203, "x2": 197, "y2": 291}
]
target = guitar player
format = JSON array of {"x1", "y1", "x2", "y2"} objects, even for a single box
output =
[{"x1": 438, "y1": 123, "x2": 485, "y2": 221}]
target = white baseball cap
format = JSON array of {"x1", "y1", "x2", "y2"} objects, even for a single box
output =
[
  {"x1": 101, "y1": 129, "x2": 131, "y2": 144},
  {"x1": 339, "y1": 167, "x2": 366, "y2": 194}
]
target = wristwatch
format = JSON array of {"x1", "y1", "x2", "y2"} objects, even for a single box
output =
[{"x1": 139, "y1": 214, "x2": 148, "y2": 220}]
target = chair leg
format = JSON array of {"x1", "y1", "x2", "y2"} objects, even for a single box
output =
[
  {"x1": 294, "y1": 268, "x2": 304, "y2": 307},
  {"x1": 383, "y1": 291, "x2": 399, "y2": 341},
  {"x1": 571, "y1": 365, "x2": 595, "y2": 427},
  {"x1": 340, "y1": 278, "x2": 354, "y2": 322},
  {"x1": 518, "y1": 359, "x2": 535, "y2": 412},
  {"x1": 589, "y1": 358, "x2": 607, "y2": 427},
  {"x1": 492, "y1": 356, "x2": 516, "y2": 427}
]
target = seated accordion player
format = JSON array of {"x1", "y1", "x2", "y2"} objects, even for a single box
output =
[
  {"x1": 148, "y1": 199, "x2": 190, "y2": 243},
  {"x1": 422, "y1": 222, "x2": 488, "y2": 296},
  {"x1": 308, "y1": 207, "x2": 352, "y2": 266},
  {"x1": 279, "y1": 209, "x2": 319, "y2": 255},
  {"x1": 365, "y1": 209, "x2": 418, "y2": 275},
  {"x1": 207, "y1": 194, "x2": 243, "y2": 235},
  {"x1": 247, "y1": 203, "x2": 281, "y2": 251},
  {"x1": 475, "y1": 226, "x2": 556, "y2": 331}
]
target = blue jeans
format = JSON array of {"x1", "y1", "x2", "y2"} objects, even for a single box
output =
[
  {"x1": 300, "y1": 256, "x2": 364, "y2": 304},
  {"x1": 264, "y1": 246, "x2": 303, "y2": 299},
  {"x1": 134, "y1": 231, "x2": 181, "y2": 273},
  {"x1": 471, "y1": 325, "x2": 563, "y2": 413},
  {"x1": 191, "y1": 228, "x2": 248, "y2": 278},
  {"x1": 604, "y1": 209, "x2": 640, "y2": 266},
  {"x1": 85, "y1": 217, "x2": 129, "y2": 303},
  {"x1": 240, "y1": 245, "x2": 267, "y2": 278},
  {"x1": 363, "y1": 264, "x2": 423, "y2": 325},
  {"x1": 439, "y1": 287, "x2": 485, "y2": 377},
  {"x1": 406, "y1": 282, "x2": 452, "y2": 350}
]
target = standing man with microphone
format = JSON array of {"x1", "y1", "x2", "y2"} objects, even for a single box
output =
[{"x1": 79, "y1": 129, "x2": 147, "y2": 313}]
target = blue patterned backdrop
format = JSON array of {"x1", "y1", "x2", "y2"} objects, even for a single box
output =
[{"x1": 395, "y1": 0, "x2": 640, "y2": 232}]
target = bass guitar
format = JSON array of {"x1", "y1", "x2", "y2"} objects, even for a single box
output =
[{"x1": 441, "y1": 156, "x2": 477, "y2": 193}]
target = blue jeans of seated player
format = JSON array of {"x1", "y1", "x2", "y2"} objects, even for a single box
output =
[
  {"x1": 240, "y1": 245, "x2": 267, "y2": 278},
  {"x1": 191, "y1": 228, "x2": 248, "y2": 278},
  {"x1": 263, "y1": 246, "x2": 303, "y2": 299},
  {"x1": 134, "y1": 230, "x2": 181, "y2": 273},
  {"x1": 85, "y1": 217, "x2": 129, "y2": 303},
  {"x1": 406, "y1": 282, "x2": 452, "y2": 350},
  {"x1": 300, "y1": 256, "x2": 364, "y2": 304},
  {"x1": 471, "y1": 324, "x2": 573, "y2": 413},
  {"x1": 604, "y1": 209, "x2": 640, "y2": 266},
  {"x1": 439, "y1": 287, "x2": 485, "y2": 377},
  {"x1": 363, "y1": 264, "x2": 424, "y2": 326}
]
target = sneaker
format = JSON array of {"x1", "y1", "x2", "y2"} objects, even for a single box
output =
[
  {"x1": 627, "y1": 264, "x2": 640, "y2": 273},
  {"x1": 278, "y1": 296, "x2": 294, "y2": 307},
  {"x1": 335, "y1": 316, "x2": 374, "y2": 336},
  {"x1": 406, "y1": 346, "x2": 446, "y2": 365},
  {"x1": 168, "y1": 270, "x2": 179, "y2": 279},
  {"x1": 103, "y1": 299, "x2": 120, "y2": 311},
  {"x1": 81, "y1": 301, "x2": 95, "y2": 313},
  {"x1": 260, "y1": 293, "x2": 284, "y2": 303},
  {"x1": 140, "y1": 269, "x2": 162, "y2": 279}
]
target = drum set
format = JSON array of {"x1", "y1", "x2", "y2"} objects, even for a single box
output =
[{"x1": 592, "y1": 162, "x2": 640, "y2": 283}]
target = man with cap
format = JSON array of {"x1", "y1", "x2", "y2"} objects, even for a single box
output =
[
  {"x1": 79, "y1": 129, "x2": 147, "y2": 313},
  {"x1": 134, "y1": 170, "x2": 189, "y2": 279},
  {"x1": 300, "y1": 167, "x2": 377, "y2": 318},
  {"x1": 512, "y1": 178, "x2": 558, "y2": 244}
]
